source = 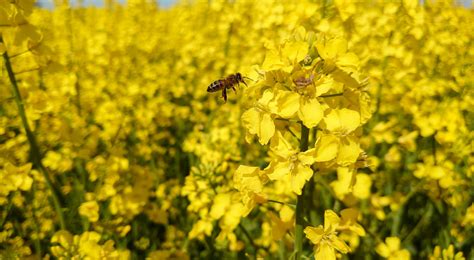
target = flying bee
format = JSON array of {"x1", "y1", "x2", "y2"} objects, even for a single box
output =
[{"x1": 207, "y1": 73, "x2": 248, "y2": 102}]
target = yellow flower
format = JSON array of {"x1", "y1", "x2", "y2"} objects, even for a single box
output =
[
  {"x1": 188, "y1": 219, "x2": 213, "y2": 240},
  {"x1": 338, "y1": 208, "x2": 365, "y2": 236},
  {"x1": 304, "y1": 210, "x2": 351, "y2": 260},
  {"x1": 265, "y1": 131, "x2": 316, "y2": 195},
  {"x1": 330, "y1": 167, "x2": 356, "y2": 199},
  {"x1": 314, "y1": 109, "x2": 361, "y2": 165},
  {"x1": 461, "y1": 203, "x2": 474, "y2": 227},
  {"x1": 269, "y1": 205, "x2": 294, "y2": 240},
  {"x1": 241, "y1": 90, "x2": 276, "y2": 145},
  {"x1": 376, "y1": 237, "x2": 411, "y2": 260},
  {"x1": 79, "y1": 201, "x2": 100, "y2": 222},
  {"x1": 429, "y1": 245, "x2": 465, "y2": 260},
  {"x1": 233, "y1": 165, "x2": 267, "y2": 216},
  {"x1": 297, "y1": 96, "x2": 324, "y2": 128},
  {"x1": 262, "y1": 41, "x2": 309, "y2": 73},
  {"x1": 51, "y1": 231, "x2": 119, "y2": 259},
  {"x1": 316, "y1": 38, "x2": 359, "y2": 75},
  {"x1": 0, "y1": 163, "x2": 33, "y2": 205},
  {"x1": 352, "y1": 173, "x2": 372, "y2": 200}
]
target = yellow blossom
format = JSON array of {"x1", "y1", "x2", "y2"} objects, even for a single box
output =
[
  {"x1": 265, "y1": 131, "x2": 316, "y2": 195},
  {"x1": 376, "y1": 237, "x2": 411, "y2": 260},
  {"x1": 304, "y1": 210, "x2": 351, "y2": 260},
  {"x1": 78, "y1": 201, "x2": 100, "y2": 222}
]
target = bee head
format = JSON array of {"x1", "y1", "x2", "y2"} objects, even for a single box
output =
[{"x1": 235, "y1": 73, "x2": 243, "y2": 82}]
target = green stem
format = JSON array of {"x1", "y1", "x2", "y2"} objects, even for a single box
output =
[
  {"x1": 403, "y1": 202, "x2": 433, "y2": 244},
  {"x1": 431, "y1": 133, "x2": 437, "y2": 165},
  {"x1": 239, "y1": 223, "x2": 257, "y2": 258},
  {"x1": 1, "y1": 36, "x2": 66, "y2": 230},
  {"x1": 320, "y1": 92, "x2": 343, "y2": 98},
  {"x1": 295, "y1": 123, "x2": 309, "y2": 260}
]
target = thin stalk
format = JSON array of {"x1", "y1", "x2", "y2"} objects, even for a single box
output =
[
  {"x1": 320, "y1": 92, "x2": 343, "y2": 98},
  {"x1": 1, "y1": 36, "x2": 66, "y2": 230},
  {"x1": 294, "y1": 123, "x2": 310, "y2": 260},
  {"x1": 308, "y1": 129, "x2": 317, "y2": 225},
  {"x1": 278, "y1": 240, "x2": 287, "y2": 260},
  {"x1": 403, "y1": 202, "x2": 433, "y2": 244},
  {"x1": 239, "y1": 223, "x2": 257, "y2": 258},
  {"x1": 431, "y1": 133, "x2": 437, "y2": 165}
]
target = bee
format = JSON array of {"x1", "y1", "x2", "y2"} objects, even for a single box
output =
[{"x1": 207, "y1": 73, "x2": 248, "y2": 102}]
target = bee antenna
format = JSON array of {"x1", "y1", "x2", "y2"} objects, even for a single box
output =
[{"x1": 243, "y1": 76, "x2": 255, "y2": 82}]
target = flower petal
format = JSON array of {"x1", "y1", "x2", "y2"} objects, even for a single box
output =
[
  {"x1": 316, "y1": 242, "x2": 336, "y2": 260},
  {"x1": 270, "y1": 131, "x2": 296, "y2": 158},
  {"x1": 304, "y1": 226, "x2": 324, "y2": 245},
  {"x1": 291, "y1": 164, "x2": 314, "y2": 195},
  {"x1": 274, "y1": 90, "x2": 300, "y2": 118},
  {"x1": 324, "y1": 108, "x2": 360, "y2": 134},
  {"x1": 324, "y1": 210, "x2": 341, "y2": 232},
  {"x1": 314, "y1": 134, "x2": 339, "y2": 162},
  {"x1": 336, "y1": 136, "x2": 361, "y2": 165},
  {"x1": 267, "y1": 161, "x2": 291, "y2": 181},
  {"x1": 298, "y1": 97, "x2": 324, "y2": 128},
  {"x1": 297, "y1": 148, "x2": 316, "y2": 165},
  {"x1": 329, "y1": 235, "x2": 351, "y2": 254}
]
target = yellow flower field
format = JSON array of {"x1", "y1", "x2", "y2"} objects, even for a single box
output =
[{"x1": 0, "y1": 0, "x2": 472, "y2": 259}]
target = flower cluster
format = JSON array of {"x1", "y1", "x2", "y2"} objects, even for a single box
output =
[{"x1": 0, "y1": 0, "x2": 472, "y2": 259}]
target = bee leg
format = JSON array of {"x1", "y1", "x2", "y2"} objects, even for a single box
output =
[
  {"x1": 222, "y1": 88, "x2": 227, "y2": 102},
  {"x1": 232, "y1": 85, "x2": 236, "y2": 92},
  {"x1": 242, "y1": 80, "x2": 248, "y2": 87}
]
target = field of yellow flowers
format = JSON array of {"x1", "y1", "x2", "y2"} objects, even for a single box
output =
[{"x1": 1, "y1": 0, "x2": 473, "y2": 259}]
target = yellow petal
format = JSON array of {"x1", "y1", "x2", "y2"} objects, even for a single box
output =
[
  {"x1": 270, "y1": 131, "x2": 296, "y2": 158},
  {"x1": 260, "y1": 116, "x2": 276, "y2": 145},
  {"x1": 298, "y1": 97, "x2": 324, "y2": 128},
  {"x1": 429, "y1": 166, "x2": 445, "y2": 180},
  {"x1": 316, "y1": 242, "x2": 336, "y2": 260},
  {"x1": 259, "y1": 89, "x2": 275, "y2": 105},
  {"x1": 233, "y1": 165, "x2": 263, "y2": 193},
  {"x1": 242, "y1": 108, "x2": 260, "y2": 135},
  {"x1": 262, "y1": 49, "x2": 285, "y2": 71},
  {"x1": 314, "y1": 134, "x2": 339, "y2": 162},
  {"x1": 269, "y1": 212, "x2": 286, "y2": 240},
  {"x1": 324, "y1": 108, "x2": 360, "y2": 134},
  {"x1": 336, "y1": 52, "x2": 359, "y2": 74},
  {"x1": 324, "y1": 210, "x2": 341, "y2": 232},
  {"x1": 353, "y1": 174, "x2": 372, "y2": 199},
  {"x1": 241, "y1": 107, "x2": 275, "y2": 145},
  {"x1": 210, "y1": 193, "x2": 231, "y2": 219},
  {"x1": 274, "y1": 90, "x2": 300, "y2": 118},
  {"x1": 397, "y1": 249, "x2": 411, "y2": 260},
  {"x1": 330, "y1": 167, "x2": 354, "y2": 198},
  {"x1": 282, "y1": 41, "x2": 309, "y2": 63},
  {"x1": 386, "y1": 237, "x2": 401, "y2": 251},
  {"x1": 267, "y1": 161, "x2": 291, "y2": 181},
  {"x1": 317, "y1": 38, "x2": 347, "y2": 60},
  {"x1": 51, "y1": 230, "x2": 73, "y2": 248},
  {"x1": 315, "y1": 75, "x2": 334, "y2": 96},
  {"x1": 304, "y1": 226, "x2": 324, "y2": 245},
  {"x1": 329, "y1": 235, "x2": 351, "y2": 254},
  {"x1": 336, "y1": 136, "x2": 361, "y2": 166},
  {"x1": 340, "y1": 208, "x2": 366, "y2": 236},
  {"x1": 376, "y1": 243, "x2": 390, "y2": 258},
  {"x1": 291, "y1": 164, "x2": 313, "y2": 195},
  {"x1": 297, "y1": 148, "x2": 316, "y2": 165},
  {"x1": 0, "y1": 43, "x2": 6, "y2": 55}
]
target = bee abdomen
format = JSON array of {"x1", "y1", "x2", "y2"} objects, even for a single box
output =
[{"x1": 207, "y1": 80, "x2": 224, "y2": 92}]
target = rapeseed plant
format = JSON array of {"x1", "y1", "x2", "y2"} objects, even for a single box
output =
[{"x1": 0, "y1": 0, "x2": 472, "y2": 259}]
